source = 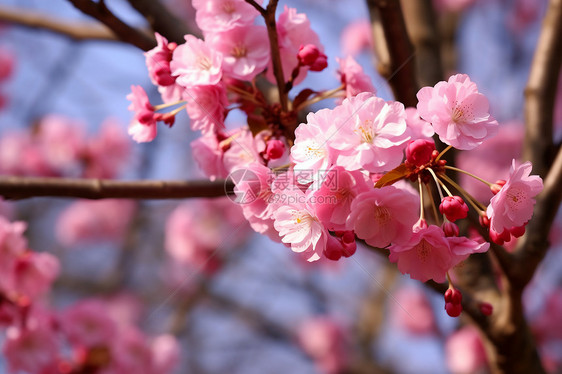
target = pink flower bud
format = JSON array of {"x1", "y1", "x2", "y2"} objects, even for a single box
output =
[
  {"x1": 489, "y1": 227, "x2": 511, "y2": 245},
  {"x1": 439, "y1": 196, "x2": 468, "y2": 222},
  {"x1": 442, "y1": 221, "x2": 460, "y2": 237},
  {"x1": 490, "y1": 179, "x2": 506, "y2": 195},
  {"x1": 265, "y1": 139, "x2": 285, "y2": 160},
  {"x1": 479, "y1": 302, "x2": 493, "y2": 316},
  {"x1": 444, "y1": 288, "x2": 462, "y2": 304},
  {"x1": 298, "y1": 44, "x2": 320, "y2": 66},
  {"x1": 479, "y1": 215, "x2": 490, "y2": 228},
  {"x1": 309, "y1": 53, "x2": 328, "y2": 72},
  {"x1": 406, "y1": 139, "x2": 436, "y2": 166},
  {"x1": 509, "y1": 225, "x2": 526, "y2": 238}
]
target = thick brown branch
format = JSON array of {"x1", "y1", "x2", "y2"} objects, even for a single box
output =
[
  {"x1": 0, "y1": 177, "x2": 233, "y2": 200},
  {"x1": 0, "y1": 5, "x2": 119, "y2": 42},
  {"x1": 124, "y1": 0, "x2": 197, "y2": 43},
  {"x1": 66, "y1": 0, "x2": 156, "y2": 50},
  {"x1": 523, "y1": 0, "x2": 562, "y2": 178},
  {"x1": 366, "y1": 0, "x2": 418, "y2": 107},
  {"x1": 400, "y1": 0, "x2": 443, "y2": 87}
]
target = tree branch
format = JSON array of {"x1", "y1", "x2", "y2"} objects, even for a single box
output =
[
  {"x1": 366, "y1": 0, "x2": 418, "y2": 107},
  {"x1": 124, "y1": 0, "x2": 197, "y2": 43},
  {"x1": 0, "y1": 5, "x2": 121, "y2": 42},
  {"x1": 523, "y1": 0, "x2": 562, "y2": 178},
  {"x1": 66, "y1": 0, "x2": 156, "y2": 50},
  {"x1": 0, "y1": 176, "x2": 233, "y2": 200}
]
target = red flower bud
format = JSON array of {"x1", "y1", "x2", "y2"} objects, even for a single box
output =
[
  {"x1": 439, "y1": 196, "x2": 468, "y2": 222},
  {"x1": 406, "y1": 139, "x2": 436, "y2": 166}
]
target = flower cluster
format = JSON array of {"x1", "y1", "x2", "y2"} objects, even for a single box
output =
[{"x1": 128, "y1": 1, "x2": 543, "y2": 319}]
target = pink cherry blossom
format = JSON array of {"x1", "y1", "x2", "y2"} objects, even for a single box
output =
[
  {"x1": 193, "y1": 0, "x2": 262, "y2": 34},
  {"x1": 296, "y1": 317, "x2": 348, "y2": 374},
  {"x1": 388, "y1": 225, "x2": 452, "y2": 283},
  {"x1": 405, "y1": 107, "x2": 434, "y2": 140},
  {"x1": 61, "y1": 299, "x2": 117, "y2": 348},
  {"x1": 56, "y1": 199, "x2": 136, "y2": 247},
  {"x1": 486, "y1": 160, "x2": 543, "y2": 234},
  {"x1": 347, "y1": 185, "x2": 419, "y2": 248},
  {"x1": 3, "y1": 324, "x2": 59, "y2": 374},
  {"x1": 83, "y1": 119, "x2": 131, "y2": 179},
  {"x1": 37, "y1": 115, "x2": 86, "y2": 175},
  {"x1": 448, "y1": 235, "x2": 489, "y2": 268},
  {"x1": 273, "y1": 185, "x2": 328, "y2": 262},
  {"x1": 405, "y1": 138, "x2": 435, "y2": 166},
  {"x1": 191, "y1": 132, "x2": 227, "y2": 181},
  {"x1": 6, "y1": 252, "x2": 60, "y2": 300},
  {"x1": 340, "y1": 19, "x2": 373, "y2": 56},
  {"x1": 445, "y1": 326, "x2": 488, "y2": 374},
  {"x1": 391, "y1": 286, "x2": 436, "y2": 335},
  {"x1": 207, "y1": 25, "x2": 270, "y2": 81},
  {"x1": 439, "y1": 196, "x2": 469, "y2": 222},
  {"x1": 267, "y1": 6, "x2": 323, "y2": 85},
  {"x1": 127, "y1": 85, "x2": 158, "y2": 143},
  {"x1": 171, "y1": 35, "x2": 223, "y2": 87},
  {"x1": 416, "y1": 73, "x2": 498, "y2": 150},
  {"x1": 330, "y1": 93, "x2": 409, "y2": 173},
  {"x1": 312, "y1": 166, "x2": 371, "y2": 231},
  {"x1": 151, "y1": 334, "x2": 180, "y2": 374},
  {"x1": 291, "y1": 107, "x2": 338, "y2": 184},
  {"x1": 222, "y1": 127, "x2": 263, "y2": 172},
  {"x1": 185, "y1": 83, "x2": 228, "y2": 133},
  {"x1": 0, "y1": 217, "x2": 28, "y2": 282},
  {"x1": 336, "y1": 55, "x2": 376, "y2": 99},
  {"x1": 145, "y1": 33, "x2": 176, "y2": 87},
  {"x1": 108, "y1": 328, "x2": 153, "y2": 373},
  {"x1": 0, "y1": 132, "x2": 48, "y2": 176}
]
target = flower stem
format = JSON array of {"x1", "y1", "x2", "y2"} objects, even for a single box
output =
[
  {"x1": 435, "y1": 145, "x2": 452, "y2": 161},
  {"x1": 444, "y1": 165, "x2": 494, "y2": 187},
  {"x1": 440, "y1": 173, "x2": 487, "y2": 212},
  {"x1": 153, "y1": 100, "x2": 186, "y2": 111}
]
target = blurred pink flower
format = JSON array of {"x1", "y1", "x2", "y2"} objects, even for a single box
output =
[
  {"x1": 445, "y1": 326, "x2": 488, "y2": 374},
  {"x1": 56, "y1": 199, "x2": 136, "y2": 247},
  {"x1": 337, "y1": 55, "x2": 376, "y2": 99},
  {"x1": 145, "y1": 33, "x2": 176, "y2": 87},
  {"x1": 340, "y1": 19, "x2": 373, "y2": 56},
  {"x1": 391, "y1": 286, "x2": 436, "y2": 335},
  {"x1": 185, "y1": 83, "x2": 228, "y2": 134},
  {"x1": 3, "y1": 323, "x2": 59, "y2": 374},
  {"x1": 83, "y1": 119, "x2": 131, "y2": 179},
  {"x1": 61, "y1": 299, "x2": 118, "y2": 348}
]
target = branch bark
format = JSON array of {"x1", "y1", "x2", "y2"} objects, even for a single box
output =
[
  {"x1": 124, "y1": 0, "x2": 197, "y2": 43},
  {"x1": 0, "y1": 177, "x2": 233, "y2": 200},
  {"x1": 0, "y1": 5, "x2": 120, "y2": 42},
  {"x1": 523, "y1": 0, "x2": 562, "y2": 178},
  {"x1": 66, "y1": 0, "x2": 156, "y2": 50},
  {"x1": 366, "y1": 0, "x2": 418, "y2": 107}
]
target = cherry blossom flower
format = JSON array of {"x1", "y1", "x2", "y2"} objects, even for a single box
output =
[
  {"x1": 127, "y1": 85, "x2": 158, "y2": 143},
  {"x1": 83, "y1": 119, "x2": 131, "y2": 179},
  {"x1": 486, "y1": 160, "x2": 543, "y2": 234},
  {"x1": 291, "y1": 107, "x2": 338, "y2": 184},
  {"x1": 222, "y1": 127, "x2": 263, "y2": 172},
  {"x1": 61, "y1": 299, "x2": 118, "y2": 348},
  {"x1": 185, "y1": 83, "x2": 228, "y2": 133},
  {"x1": 151, "y1": 334, "x2": 180, "y2": 374},
  {"x1": 56, "y1": 199, "x2": 136, "y2": 247},
  {"x1": 340, "y1": 19, "x2": 373, "y2": 56},
  {"x1": 312, "y1": 166, "x2": 370, "y2": 231},
  {"x1": 448, "y1": 235, "x2": 489, "y2": 267},
  {"x1": 405, "y1": 107, "x2": 434, "y2": 140},
  {"x1": 388, "y1": 225, "x2": 452, "y2": 283},
  {"x1": 330, "y1": 93, "x2": 409, "y2": 173},
  {"x1": 417, "y1": 74, "x2": 498, "y2": 150},
  {"x1": 273, "y1": 185, "x2": 328, "y2": 262},
  {"x1": 207, "y1": 25, "x2": 270, "y2": 81},
  {"x1": 191, "y1": 132, "x2": 228, "y2": 181},
  {"x1": 347, "y1": 185, "x2": 419, "y2": 248},
  {"x1": 391, "y1": 286, "x2": 437, "y2": 335},
  {"x1": 296, "y1": 317, "x2": 348, "y2": 374},
  {"x1": 145, "y1": 33, "x2": 176, "y2": 87},
  {"x1": 336, "y1": 55, "x2": 376, "y2": 99},
  {"x1": 3, "y1": 324, "x2": 59, "y2": 374},
  {"x1": 6, "y1": 252, "x2": 60, "y2": 300},
  {"x1": 193, "y1": 0, "x2": 262, "y2": 34},
  {"x1": 445, "y1": 326, "x2": 488, "y2": 374},
  {"x1": 171, "y1": 35, "x2": 223, "y2": 87}
]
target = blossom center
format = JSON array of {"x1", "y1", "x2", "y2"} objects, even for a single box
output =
[
  {"x1": 197, "y1": 56, "x2": 212, "y2": 71},
  {"x1": 356, "y1": 119, "x2": 377, "y2": 144},
  {"x1": 415, "y1": 239, "x2": 432, "y2": 263},
  {"x1": 452, "y1": 100, "x2": 475, "y2": 123},
  {"x1": 222, "y1": 1, "x2": 236, "y2": 14},
  {"x1": 374, "y1": 206, "x2": 390, "y2": 224},
  {"x1": 232, "y1": 44, "x2": 248, "y2": 58},
  {"x1": 506, "y1": 187, "x2": 527, "y2": 210}
]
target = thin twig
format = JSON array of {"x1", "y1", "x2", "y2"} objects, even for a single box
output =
[
  {"x1": 0, "y1": 5, "x2": 119, "y2": 42},
  {"x1": 67, "y1": 0, "x2": 156, "y2": 50},
  {"x1": 0, "y1": 176, "x2": 233, "y2": 200}
]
